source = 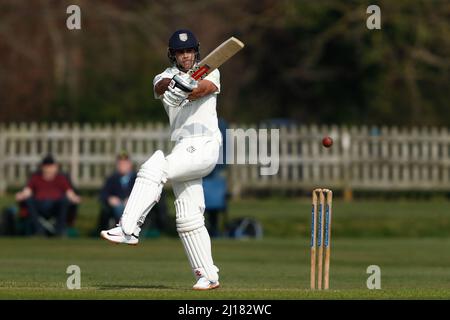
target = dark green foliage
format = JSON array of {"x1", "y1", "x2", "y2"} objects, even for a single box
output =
[{"x1": 0, "y1": 1, "x2": 448, "y2": 125}]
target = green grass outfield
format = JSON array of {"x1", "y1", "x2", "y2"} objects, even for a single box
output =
[
  {"x1": 1, "y1": 237, "x2": 450, "y2": 299},
  {"x1": 3, "y1": 196, "x2": 450, "y2": 237},
  {"x1": 2, "y1": 196, "x2": 450, "y2": 299}
]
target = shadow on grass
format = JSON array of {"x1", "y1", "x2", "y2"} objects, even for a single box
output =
[{"x1": 98, "y1": 284, "x2": 173, "y2": 290}]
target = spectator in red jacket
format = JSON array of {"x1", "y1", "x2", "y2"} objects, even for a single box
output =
[{"x1": 15, "y1": 154, "x2": 81, "y2": 236}]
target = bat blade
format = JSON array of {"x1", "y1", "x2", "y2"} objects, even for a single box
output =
[{"x1": 190, "y1": 37, "x2": 244, "y2": 80}]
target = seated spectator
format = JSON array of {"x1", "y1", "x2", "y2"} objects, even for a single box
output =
[
  {"x1": 15, "y1": 154, "x2": 81, "y2": 236},
  {"x1": 97, "y1": 152, "x2": 137, "y2": 229},
  {"x1": 96, "y1": 152, "x2": 168, "y2": 237}
]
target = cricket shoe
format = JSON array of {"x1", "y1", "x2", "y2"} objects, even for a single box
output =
[
  {"x1": 100, "y1": 225, "x2": 140, "y2": 245},
  {"x1": 192, "y1": 277, "x2": 220, "y2": 291}
]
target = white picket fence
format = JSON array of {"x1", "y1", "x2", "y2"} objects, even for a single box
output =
[{"x1": 1, "y1": 123, "x2": 450, "y2": 197}]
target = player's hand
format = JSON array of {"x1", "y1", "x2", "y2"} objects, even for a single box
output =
[
  {"x1": 162, "y1": 74, "x2": 197, "y2": 107},
  {"x1": 171, "y1": 74, "x2": 198, "y2": 93},
  {"x1": 163, "y1": 86, "x2": 188, "y2": 107}
]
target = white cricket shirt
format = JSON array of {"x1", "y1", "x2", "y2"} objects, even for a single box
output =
[{"x1": 153, "y1": 66, "x2": 221, "y2": 143}]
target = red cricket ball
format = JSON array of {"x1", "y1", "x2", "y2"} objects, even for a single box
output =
[{"x1": 322, "y1": 136, "x2": 333, "y2": 148}]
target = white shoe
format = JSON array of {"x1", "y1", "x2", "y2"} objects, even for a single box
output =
[
  {"x1": 192, "y1": 277, "x2": 220, "y2": 291},
  {"x1": 100, "y1": 225, "x2": 139, "y2": 245}
]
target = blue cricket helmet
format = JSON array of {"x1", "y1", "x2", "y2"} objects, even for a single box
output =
[{"x1": 167, "y1": 29, "x2": 200, "y2": 64}]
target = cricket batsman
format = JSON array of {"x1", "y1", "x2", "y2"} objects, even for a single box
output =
[{"x1": 101, "y1": 29, "x2": 222, "y2": 290}]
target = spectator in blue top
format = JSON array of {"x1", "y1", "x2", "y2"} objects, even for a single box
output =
[
  {"x1": 96, "y1": 152, "x2": 137, "y2": 231},
  {"x1": 95, "y1": 151, "x2": 168, "y2": 236}
]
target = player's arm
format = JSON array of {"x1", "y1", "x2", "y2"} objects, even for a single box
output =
[
  {"x1": 188, "y1": 80, "x2": 218, "y2": 101},
  {"x1": 154, "y1": 78, "x2": 172, "y2": 96}
]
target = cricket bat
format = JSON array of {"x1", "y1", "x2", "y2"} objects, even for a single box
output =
[{"x1": 189, "y1": 37, "x2": 244, "y2": 80}]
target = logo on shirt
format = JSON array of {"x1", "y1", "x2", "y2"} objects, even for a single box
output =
[
  {"x1": 186, "y1": 146, "x2": 196, "y2": 153},
  {"x1": 179, "y1": 33, "x2": 188, "y2": 42}
]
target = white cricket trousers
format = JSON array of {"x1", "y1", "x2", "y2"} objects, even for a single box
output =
[{"x1": 166, "y1": 136, "x2": 221, "y2": 281}]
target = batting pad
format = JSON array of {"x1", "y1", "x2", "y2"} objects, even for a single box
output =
[
  {"x1": 175, "y1": 198, "x2": 219, "y2": 281},
  {"x1": 120, "y1": 150, "x2": 167, "y2": 235}
]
